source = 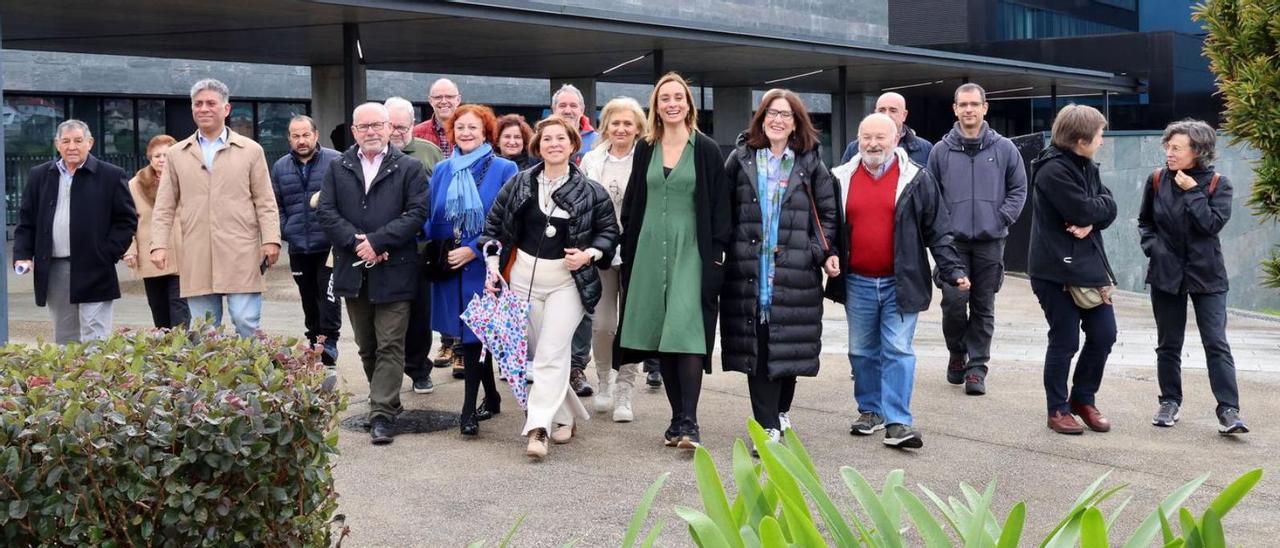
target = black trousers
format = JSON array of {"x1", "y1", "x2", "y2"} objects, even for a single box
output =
[
  {"x1": 746, "y1": 323, "x2": 796, "y2": 431},
  {"x1": 143, "y1": 274, "x2": 189, "y2": 329},
  {"x1": 1151, "y1": 288, "x2": 1239, "y2": 413},
  {"x1": 290, "y1": 252, "x2": 342, "y2": 365},
  {"x1": 1031, "y1": 277, "x2": 1116, "y2": 414},
  {"x1": 940, "y1": 239, "x2": 1005, "y2": 374},
  {"x1": 459, "y1": 343, "x2": 499, "y2": 420},
  {"x1": 403, "y1": 272, "x2": 434, "y2": 382}
]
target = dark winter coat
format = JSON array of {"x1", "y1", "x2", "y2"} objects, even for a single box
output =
[
  {"x1": 720, "y1": 141, "x2": 838, "y2": 379},
  {"x1": 1027, "y1": 146, "x2": 1117, "y2": 287},
  {"x1": 825, "y1": 148, "x2": 967, "y2": 312},
  {"x1": 926, "y1": 122, "x2": 1027, "y2": 242},
  {"x1": 14, "y1": 155, "x2": 138, "y2": 306},
  {"x1": 840, "y1": 124, "x2": 933, "y2": 166},
  {"x1": 271, "y1": 147, "x2": 341, "y2": 255},
  {"x1": 616, "y1": 131, "x2": 732, "y2": 370},
  {"x1": 1139, "y1": 166, "x2": 1231, "y2": 294},
  {"x1": 316, "y1": 146, "x2": 430, "y2": 304},
  {"x1": 480, "y1": 162, "x2": 620, "y2": 313}
]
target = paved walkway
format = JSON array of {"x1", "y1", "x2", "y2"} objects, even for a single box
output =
[{"x1": 6, "y1": 260, "x2": 1279, "y2": 546}]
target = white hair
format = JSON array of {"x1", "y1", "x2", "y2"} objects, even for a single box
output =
[
  {"x1": 552, "y1": 84, "x2": 585, "y2": 107},
  {"x1": 190, "y1": 78, "x2": 230, "y2": 102},
  {"x1": 859, "y1": 112, "x2": 897, "y2": 133},
  {"x1": 353, "y1": 102, "x2": 390, "y2": 121},
  {"x1": 384, "y1": 97, "x2": 416, "y2": 120},
  {"x1": 55, "y1": 119, "x2": 93, "y2": 141}
]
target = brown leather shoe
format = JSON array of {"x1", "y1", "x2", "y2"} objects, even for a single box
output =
[
  {"x1": 1070, "y1": 401, "x2": 1112, "y2": 432},
  {"x1": 1048, "y1": 411, "x2": 1084, "y2": 435}
]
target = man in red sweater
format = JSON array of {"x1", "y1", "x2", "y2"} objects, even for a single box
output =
[{"x1": 830, "y1": 113, "x2": 969, "y2": 449}]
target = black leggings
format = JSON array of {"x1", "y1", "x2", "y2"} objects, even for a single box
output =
[
  {"x1": 658, "y1": 353, "x2": 705, "y2": 431},
  {"x1": 747, "y1": 323, "x2": 797, "y2": 431},
  {"x1": 459, "y1": 343, "x2": 499, "y2": 419}
]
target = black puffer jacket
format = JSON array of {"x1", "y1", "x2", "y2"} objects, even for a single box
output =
[
  {"x1": 1027, "y1": 146, "x2": 1117, "y2": 287},
  {"x1": 480, "y1": 162, "x2": 620, "y2": 313},
  {"x1": 720, "y1": 141, "x2": 838, "y2": 379},
  {"x1": 1138, "y1": 166, "x2": 1231, "y2": 294}
]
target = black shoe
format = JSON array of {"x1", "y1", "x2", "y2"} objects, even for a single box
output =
[
  {"x1": 370, "y1": 416, "x2": 394, "y2": 445},
  {"x1": 1218, "y1": 408, "x2": 1249, "y2": 435},
  {"x1": 460, "y1": 416, "x2": 479, "y2": 437},
  {"x1": 663, "y1": 419, "x2": 681, "y2": 447},
  {"x1": 883, "y1": 424, "x2": 923, "y2": 449},
  {"x1": 570, "y1": 367, "x2": 594, "y2": 397},
  {"x1": 964, "y1": 373, "x2": 986, "y2": 396},
  {"x1": 946, "y1": 353, "x2": 967, "y2": 385},
  {"x1": 475, "y1": 398, "x2": 501, "y2": 421},
  {"x1": 412, "y1": 377, "x2": 434, "y2": 394},
  {"x1": 677, "y1": 424, "x2": 702, "y2": 450},
  {"x1": 646, "y1": 369, "x2": 663, "y2": 388}
]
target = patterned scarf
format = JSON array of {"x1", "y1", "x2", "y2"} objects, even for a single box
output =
[
  {"x1": 445, "y1": 143, "x2": 493, "y2": 238},
  {"x1": 755, "y1": 146, "x2": 794, "y2": 322}
]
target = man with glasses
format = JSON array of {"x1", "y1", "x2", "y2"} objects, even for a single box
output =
[
  {"x1": 385, "y1": 96, "x2": 444, "y2": 394},
  {"x1": 925, "y1": 83, "x2": 1027, "y2": 396},
  {"x1": 413, "y1": 78, "x2": 461, "y2": 157},
  {"x1": 271, "y1": 115, "x2": 343, "y2": 374},
  {"x1": 318, "y1": 102, "x2": 430, "y2": 445}
]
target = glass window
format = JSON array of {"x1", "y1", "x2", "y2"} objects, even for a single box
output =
[
  {"x1": 257, "y1": 102, "x2": 307, "y2": 158},
  {"x1": 101, "y1": 98, "x2": 135, "y2": 159},
  {"x1": 229, "y1": 103, "x2": 254, "y2": 141},
  {"x1": 138, "y1": 99, "x2": 166, "y2": 149},
  {"x1": 69, "y1": 96, "x2": 103, "y2": 154},
  {"x1": 3, "y1": 95, "x2": 65, "y2": 156}
]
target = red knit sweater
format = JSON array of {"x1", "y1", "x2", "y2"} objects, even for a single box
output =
[{"x1": 846, "y1": 161, "x2": 899, "y2": 277}]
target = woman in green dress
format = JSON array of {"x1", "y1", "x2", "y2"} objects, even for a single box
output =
[{"x1": 617, "y1": 72, "x2": 732, "y2": 450}]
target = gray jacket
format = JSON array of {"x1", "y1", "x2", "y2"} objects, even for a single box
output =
[{"x1": 926, "y1": 122, "x2": 1027, "y2": 242}]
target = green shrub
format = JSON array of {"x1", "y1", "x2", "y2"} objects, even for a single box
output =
[{"x1": 0, "y1": 326, "x2": 347, "y2": 546}]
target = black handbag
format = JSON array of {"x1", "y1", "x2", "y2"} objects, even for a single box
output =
[{"x1": 421, "y1": 237, "x2": 460, "y2": 281}]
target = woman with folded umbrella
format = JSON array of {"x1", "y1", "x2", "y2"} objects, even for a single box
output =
[
  {"x1": 425, "y1": 104, "x2": 519, "y2": 437},
  {"x1": 481, "y1": 116, "x2": 620, "y2": 460}
]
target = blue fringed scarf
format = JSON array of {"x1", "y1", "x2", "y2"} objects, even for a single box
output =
[{"x1": 445, "y1": 142, "x2": 493, "y2": 238}]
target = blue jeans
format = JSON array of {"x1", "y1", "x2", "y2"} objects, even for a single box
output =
[
  {"x1": 187, "y1": 293, "x2": 263, "y2": 338},
  {"x1": 844, "y1": 274, "x2": 919, "y2": 426}
]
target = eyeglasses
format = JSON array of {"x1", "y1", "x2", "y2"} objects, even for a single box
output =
[
  {"x1": 429, "y1": 94, "x2": 459, "y2": 102},
  {"x1": 353, "y1": 122, "x2": 387, "y2": 132},
  {"x1": 390, "y1": 124, "x2": 412, "y2": 134},
  {"x1": 765, "y1": 109, "x2": 794, "y2": 120}
]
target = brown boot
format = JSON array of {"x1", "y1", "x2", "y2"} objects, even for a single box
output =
[
  {"x1": 1048, "y1": 411, "x2": 1084, "y2": 435},
  {"x1": 526, "y1": 428, "x2": 549, "y2": 460},
  {"x1": 1070, "y1": 401, "x2": 1111, "y2": 432}
]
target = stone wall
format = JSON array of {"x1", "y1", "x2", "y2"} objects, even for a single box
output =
[{"x1": 1092, "y1": 132, "x2": 1280, "y2": 312}]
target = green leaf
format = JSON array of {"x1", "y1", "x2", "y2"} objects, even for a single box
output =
[
  {"x1": 776, "y1": 488, "x2": 826, "y2": 547},
  {"x1": 622, "y1": 473, "x2": 668, "y2": 548},
  {"x1": 1159, "y1": 506, "x2": 1176, "y2": 545},
  {"x1": 693, "y1": 446, "x2": 743, "y2": 548},
  {"x1": 1199, "y1": 508, "x2": 1226, "y2": 548},
  {"x1": 640, "y1": 519, "x2": 665, "y2": 548},
  {"x1": 1179, "y1": 508, "x2": 1201, "y2": 548},
  {"x1": 1080, "y1": 507, "x2": 1109, "y2": 548},
  {"x1": 894, "y1": 485, "x2": 952, "y2": 548},
  {"x1": 996, "y1": 502, "x2": 1026, "y2": 548},
  {"x1": 1205, "y1": 468, "x2": 1262, "y2": 522},
  {"x1": 8, "y1": 500, "x2": 29, "y2": 520},
  {"x1": 731, "y1": 439, "x2": 771, "y2": 526},
  {"x1": 1123, "y1": 473, "x2": 1209, "y2": 548},
  {"x1": 757, "y1": 433, "x2": 857, "y2": 547},
  {"x1": 676, "y1": 506, "x2": 732, "y2": 547},
  {"x1": 757, "y1": 516, "x2": 789, "y2": 548},
  {"x1": 840, "y1": 466, "x2": 902, "y2": 546}
]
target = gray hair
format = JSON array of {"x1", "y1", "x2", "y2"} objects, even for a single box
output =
[
  {"x1": 289, "y1": 114, "x2": 317, "y2": 132},
  {"x1": 353, "y1": 102, "x2": 390, "y2": 121},
  {"x1": 1162, "y1": 118, "x2": 1217, "y2": 166},
  {"x1": 55, "y1": 119, "x2": 93, "y2": 141},
  {"x1": 383, "y1": 96, "x2": 416, "y2": 121},
  {"x1": 190, "y1": 78, "x2": 230, "y2": 102},
  {"x1": 954, "y1": 82, "x2": 987, "y2": 103},
  {"x1": 552, "y1": 84, "x2": 585, "y2": 107}
]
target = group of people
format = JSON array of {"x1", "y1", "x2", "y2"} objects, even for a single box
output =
[{"x1": 12, "y1": 73, "x2": 1248, "y2": 461}]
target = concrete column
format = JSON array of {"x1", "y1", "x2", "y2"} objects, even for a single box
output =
[
  {"x1": 551, "y1": 78, "x2": 597, "y2": 123},
  {"x1": 311, "y1": 64, "x2": 366, "y2": 150},
  {"x1": 840, "y1": 93, "x2": 876, "y2": 147},
  {"x1": 711, "y1": 86, "x2": 752, "y2": 147},
  {"x1": 1, "y1": 14, "x2": 8, "y2": 344}
]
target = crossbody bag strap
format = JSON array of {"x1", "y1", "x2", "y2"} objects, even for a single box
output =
[{"x1": 803, "y1": 175, "x2": 830, "y2": 254}]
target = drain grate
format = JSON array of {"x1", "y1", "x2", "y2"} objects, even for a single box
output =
[{"x1": 340, "y1": 409, "x2": 462, "y2": 435}]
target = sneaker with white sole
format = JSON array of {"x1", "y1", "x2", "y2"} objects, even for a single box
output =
[
  {"x1": 1152, "y1": 400, "x2": 1180, "y2": 427},
  {"x1": 613, "y1": 384, "x2": 634, "y2": 423},
  {"x1": 750, "y1": 428, "x2": 782, "y2": 458},
  {"x1": 1218, "y1": 408, "x2": 1249, "y2": 435},
  {"x1": 850, "y1": 412, "x2": 885, "y2": 436},
  {"x1": 778, "y1": 412, "x2": 793, "y2": 433},
  {"x1": 412, "y1": 377, "x2": 434, "y2": 394},
  {"x1": 883, "y1": 424, "x2": 924, "y2": 449},
  {"x1": 594, "y1": 370, "x2": 616, "y2": 414}
]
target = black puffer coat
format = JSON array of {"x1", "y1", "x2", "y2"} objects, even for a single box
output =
[
  {"x1": 720, "y1": 142, "x2": 838, "y2": 378},
  {"x1": 480, "y1": 162, "x2": 620, "y2": 313},
  {"x1": 1138, "y1": 166, "x2": 1231, "y2": 294}
]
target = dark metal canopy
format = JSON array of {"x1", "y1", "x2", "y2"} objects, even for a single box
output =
[{"x1": 2, "y1": 0, "x2": 1140, "y2": 99}]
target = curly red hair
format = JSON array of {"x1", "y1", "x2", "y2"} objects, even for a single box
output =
[{"x1": 445, "y1": 104, "x2": 500, "y2": 147}]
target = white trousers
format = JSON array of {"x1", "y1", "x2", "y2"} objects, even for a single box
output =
[{"x1": 510, "y1": 251, "x2": 590, "y2": 435}]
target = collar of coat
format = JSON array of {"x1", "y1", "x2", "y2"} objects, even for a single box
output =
[
  {"x1": 177, "y1": 128, "x2": 252, "y2": 153},
  {"x1": 338, "y1": 144, "x2": 405, "y2": 187},
  {"x1": 51, "y1": 153, "x2": 100, "y2": 175},
  {"x1": 831, "y1": 146, "x2": 918, "y2": 207}
]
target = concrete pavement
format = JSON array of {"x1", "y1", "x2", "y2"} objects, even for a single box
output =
[{"x1": 6, "y1": 259, "x2": 1279, "y2": 546}]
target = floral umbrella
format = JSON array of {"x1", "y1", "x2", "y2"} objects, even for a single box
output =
[{"x1": 460, "y1": 242, "x2": 530, "y2": 409}]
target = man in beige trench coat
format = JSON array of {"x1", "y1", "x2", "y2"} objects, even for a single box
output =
[{"x1": 150, "y1": 78, "x2": 281, "y2": 337}]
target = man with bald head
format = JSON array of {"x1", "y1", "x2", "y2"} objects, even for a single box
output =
[
  {"x1": 830, "y1": 113, "x2": 969, "y2": 450},
  {"x1": 840, "y1": 92, "x2": 933, "y2": 165},
  {"x1": 318, "y1": 102, "x2": 430, "y2": 445},
  {"x1": 413, "y1": 78, "x2": 461, "y2": 157}
]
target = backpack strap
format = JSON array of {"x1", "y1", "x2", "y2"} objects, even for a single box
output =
[{"x1": 1151, "y1": 168, "x2": 1163, "y2": 193}]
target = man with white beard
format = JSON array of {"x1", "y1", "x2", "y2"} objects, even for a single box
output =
[{"x1": 829, "y1": 113, "x2": 970, "y2": 450}]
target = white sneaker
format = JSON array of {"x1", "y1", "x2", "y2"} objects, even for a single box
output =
[
  {"x1": 613, "y1": 384, "x2": 634, "y2": 423},
  {"x1": 751, "y1": 428, "x2": 782, "y2": 457},
  {"x1": 778, "y1": 412, "x2": 792, "y2": 433},
  {"x1": 594, "y1": 370, "x2": 616, "y2": 414}
]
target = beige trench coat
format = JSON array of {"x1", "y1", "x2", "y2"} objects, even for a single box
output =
[
  {"x1": 150, "y1": 130, "x2": 281, "y2": 298},
  {"x1": 125, "y1": 171, "x2": 182, "y2": 279}
]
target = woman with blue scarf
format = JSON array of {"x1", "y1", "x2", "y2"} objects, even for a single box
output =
[
  {"x1": 720, "y1": 89, "x2": 840, "y2": 453},
  {"x1": 424, "y1": 104, "x2": 518, "y2": 436}
]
